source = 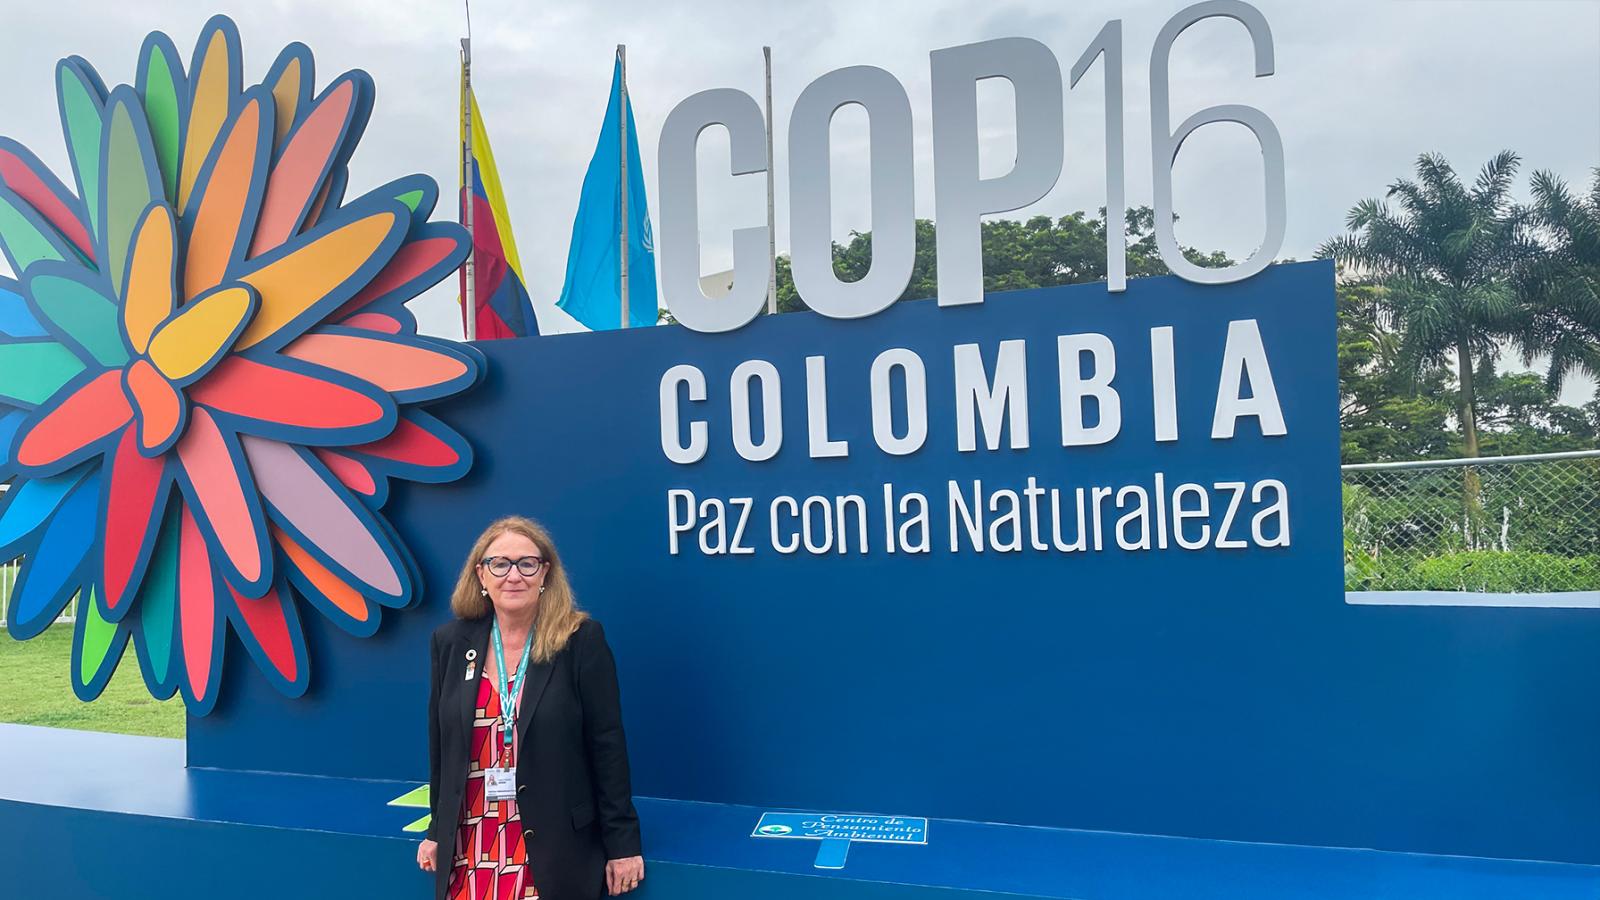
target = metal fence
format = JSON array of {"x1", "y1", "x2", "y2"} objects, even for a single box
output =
[{"x1": 1342, "y1": 449, "x2": 1600, "y2": 593}]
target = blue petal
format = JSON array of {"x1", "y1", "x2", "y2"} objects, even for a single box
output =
[
  {"x1": 7, "y1": 467, "x2": 99, "y2": 633},
  {"x1": 0, "y1": 408, "x2": 23, "y2": 468},
  {"x1": 0, "y1": 465, "x2": 89, "y2": 559},
  {"x1": 0, "y1": 284, "x2": 46, "y2": 338}
]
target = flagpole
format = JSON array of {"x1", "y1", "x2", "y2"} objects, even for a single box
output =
[
  {"x1": 618, "y1": 44, "x2": 630, "y2": 330},
  {"x1": 764, "y1": 46, "x2": 776, "y2": 315},
  {"x1": 461, "y1": 28, "x2": 477, "y2": 342}
]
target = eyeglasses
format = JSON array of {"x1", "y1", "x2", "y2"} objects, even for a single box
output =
[{"x1": 480, "y1": 556, "x2": 545, "y2": 578}]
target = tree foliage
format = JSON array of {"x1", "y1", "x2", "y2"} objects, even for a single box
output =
[
  {"x1": 773, "y1": 207, "x2": 1228, "y2": 313},
  {"x1": 1322, "y1": 151, "x2": 1531, "y2": 458},
  {"x1": 1518, "y1": 168, "x2": 1600, "y2": 389}
]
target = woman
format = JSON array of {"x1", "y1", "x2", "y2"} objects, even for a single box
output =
[{"x1": 418, "y1": 516, "x2": 645, "y2": 899}]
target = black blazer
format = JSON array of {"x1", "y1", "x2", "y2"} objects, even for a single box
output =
[{"x1": 427, "y1": 616, "x2": 642, "y2": 900}]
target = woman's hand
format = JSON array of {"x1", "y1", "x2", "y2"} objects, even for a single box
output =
[
  {"x1": 606, "y1": 856, "x2": 645, "y2": 895},
  {"x1": 417, "y1": 839, "x2": 438, "y2": 873}
]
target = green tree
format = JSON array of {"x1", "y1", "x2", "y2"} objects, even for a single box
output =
[
  {"x1": 774, "y1": 207, "x2": 1229, "y2": 313},
  {"x1": 1518, "y1": 168, "x2": 1600, "y2": 390},
  {"x1": 1322, "y1": 151, "x2": 1528, "y2": 460},
  {"x1": 1471, "y1": 368, "x2": 1599, "y2": 456},
  {"x1": 1336, "y1": 281, "x2": 1455, "y2": 462}
]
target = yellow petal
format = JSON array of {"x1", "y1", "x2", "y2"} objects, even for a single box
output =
[
  {"x1": 235, "y1": 210, "x2": 401, "y2": 351},
  {"x1": 179, "y1": 25, "x2": 235, "y2": 212},
  {"x1": 122, "y1": 204, "x2": 176, "y2": 355},
  {"x1": 149, "y1": 285, "x2": 256, "y2": 384}
]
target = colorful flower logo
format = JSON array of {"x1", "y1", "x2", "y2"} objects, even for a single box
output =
[{"x1": 0, "y1": 16, "x2": 482, "y2": 714}]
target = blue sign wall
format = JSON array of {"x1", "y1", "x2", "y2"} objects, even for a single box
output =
[{"x1": 190, "y1": 261, "x2": 1600, "y2": 865}]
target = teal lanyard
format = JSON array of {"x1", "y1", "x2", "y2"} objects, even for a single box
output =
[{"x1": 491, "y1": 620, "x2": 535, "y2": 748}]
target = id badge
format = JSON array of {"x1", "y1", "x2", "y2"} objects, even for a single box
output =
[{"x1": 485, "y1": 767, "x2": 517, "y2": 802}]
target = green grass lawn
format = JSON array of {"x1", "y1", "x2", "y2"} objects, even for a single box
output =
[{"x1": 0, "y1": 620, "x2": 186, "y2": 739}]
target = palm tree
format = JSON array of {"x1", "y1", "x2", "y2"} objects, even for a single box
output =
[
  {"x1": 1518, "y1": 169, "x2": 1600, "y2": 391},
  {"x1": 1322, "y1": 151, "x2": 1528, "y2": 460}
]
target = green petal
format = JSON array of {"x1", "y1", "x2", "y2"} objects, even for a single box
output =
[
  {"x1": 396, "y1": 189, "x2": 424, "y2": 213},
  {"x1": 102, "y1": 92, "x2": 163, "y2": 294},
  {"x1": 135, "y1": 505, "x2": 181, "y2": 685},
  {"x1": 77, "y1": 588, "x2": 125, "y2": 692},
  {"x1": 0, "y1": 190, "x2": 69, "y2": 274},
  {"x1": 58, "y1": 61, "x2": 105, "y2": 243},
  {"x1": 27, "y1": 271, "x2": 128, "y2": 367},
  {"x1": 138, "y1": 40, "x2": 185, "y2": 204},
  {"x1": 0, "y1": 341, "x2": 87, "y2": 406}
]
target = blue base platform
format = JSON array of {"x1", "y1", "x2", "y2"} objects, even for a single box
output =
[{"x1": 3, "y1": 726, "x2": 1599, "y2": 899}]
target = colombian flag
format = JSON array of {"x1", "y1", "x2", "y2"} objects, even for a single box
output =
[{"x1": 460, "y1": 77, "x2": 539, "y2": 338}]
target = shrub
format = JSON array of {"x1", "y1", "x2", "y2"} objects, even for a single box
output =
[{"x1": 1407, "y1": 551, "x2": 1600, "y2": 593}]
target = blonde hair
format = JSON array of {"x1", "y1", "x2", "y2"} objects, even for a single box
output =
[{"x1": 449, "y1": 516, "x2": 587, "y2": 663}]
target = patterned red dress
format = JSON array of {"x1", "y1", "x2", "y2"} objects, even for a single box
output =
[{"x1": 447, "y1": 676, "x2": 539, "y2": 900}]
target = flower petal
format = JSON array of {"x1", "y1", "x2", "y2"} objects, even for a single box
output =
[
  {"x1": 148, "y1": 284, "x2": 256, "y2": 384},
  {"x1": 56, "y1": 57, "x2": 106, "y2": 240},
  {"x1": 228, "y1": 580, "x2": 307, "y2": 694},
  {"x1": 25, "y1": 263, "x2": 128, "y2": 368},
  {"x1": 101, "y1": 87, "x2": 165, "y2": 293},
  {"x1": 250, "y1": 75, "x2": 364, "y2": 257},
  {"x1": 334, "y1": 230, "x2": 466, "y2": 320},
  {"x1": 350, "y1": 412, "x2": 471, "y2": 482},
  {"x1": 234, "y1": 205, "x2": 406, "y2": 352},
  {"x1": 282, "y1": 331, "x2": 471, "y2": 402},
  {"x1": 0, "y1": 138, "x2": 93, "y2": 260},
  {"x1": 0, "y1": 340, "x2": 85, "y2": 407},
  {"x1": 0, "y1": 278, "x2": 47, "y2": 338},
  {"x1": 0, "y1": 464, "x2": 88, "y2": 559},
  {"x1": 177, "y1": 502, "x2": 224, "y2": 713},
  {"x1": 188, "y1": 355, "x2": 392, "y2": 445},
  {"x1": 273, "y1": 525, "x2": 372, "y2": 631},
  {"x1": 126, "y1": 358, "x2": 185, "y2": 454},
  {"x1": 103, "y1": 425, "x2": 171, "y2": 616},
  {"x1": 183, "y1": 90, "x2": 272, "y2": 301},
  {"x1": 264, "y1": 44, "x2": 313, "y2": 147},
  {"x1": 73, "y1": 588, "x2": 132, "y2": 701},
  {"x1": 0, "y1": 186, "x2": 72, "y2": 275},
  {"x1": 313, "y1": 448, "x2": 376, "y2": 496},
  {"x1": 242, "y1": 435, "x2": 404, "y2": 601},
  {"x1": 4, "y1": 467, "x2": 99, "y2": 639},
  {"x1": 130, "y1": 503, "x2": 182, "y2": 697},
  {"x1": 136, "y1": 33, "x2": 188, "y2": 203},
  {"x1": 340, "y1": 312, "x2": 401, "y2": 334},
  {"x1": 175, "y1": 406, "x2": 270, "y2": 594},
  {"x1": 122, "y1": 204, "x2": 177, "y2": 354},
  {"x1": 178, "y1": 17, "x2": 241, "y2": 213},
  {"x1": 15, "y1": 371, "x2": 131, "y2": 471}
]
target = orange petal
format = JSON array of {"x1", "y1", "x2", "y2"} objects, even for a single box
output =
[
  {"x1": 184, "y1": 95, "x2": 268, "y2": 301},
  {"x1": 274, "y1": 526, "x2": 369, "y2": 623},
  {"x1": 125, "y1": 358, "x2": 183, "y2": 452},
  {"x1": 122, "y1": 205, "x2": 177, "y2": 354}
]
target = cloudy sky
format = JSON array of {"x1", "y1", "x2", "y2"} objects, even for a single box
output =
[{"x1": 0, "y1": 0, "x2": 1595, "y2": 380}]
